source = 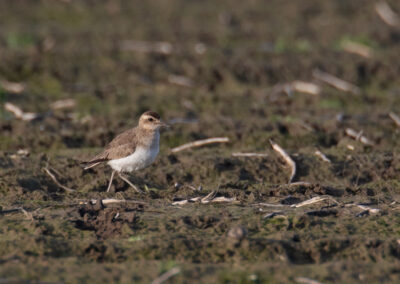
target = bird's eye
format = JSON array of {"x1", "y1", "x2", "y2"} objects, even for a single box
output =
[{"x1": 148, "y1": 117, "x2": 154, "y2": 122}]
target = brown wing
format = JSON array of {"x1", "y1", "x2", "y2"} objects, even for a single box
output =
[{"x1": 82, "y1": 127, "x2": 138, "y2": 169}]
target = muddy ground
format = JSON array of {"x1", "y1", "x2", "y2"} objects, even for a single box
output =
[{"x1": 1, "y1": 0, "x2": 400, "y2": 283}]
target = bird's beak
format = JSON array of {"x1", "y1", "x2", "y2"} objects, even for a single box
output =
[{"x1": 158, "y1": 121, "x2": 171, "y2": 128}]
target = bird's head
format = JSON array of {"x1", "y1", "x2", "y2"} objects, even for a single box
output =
[{"x1": 139, "y1": 111, "x2": 169, "y2": 130}]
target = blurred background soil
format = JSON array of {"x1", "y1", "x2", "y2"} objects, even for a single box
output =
[{"x1": 0, "y1": 0, "x2": 400, "y2": 283}]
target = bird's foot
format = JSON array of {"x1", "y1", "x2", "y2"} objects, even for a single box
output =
[{"x1": 118, "y1": 173, "x2": 143, "y2": 193}]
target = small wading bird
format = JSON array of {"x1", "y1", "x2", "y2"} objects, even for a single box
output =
[{"x1": 82, "y1": 111, "x2": 169, "y2": 192}]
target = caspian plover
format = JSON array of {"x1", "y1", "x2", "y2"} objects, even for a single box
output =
[{"x1": 82, "y1": 111, "x2": 168, "y2": 192}]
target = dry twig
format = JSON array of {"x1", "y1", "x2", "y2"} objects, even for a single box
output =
[
  {"x1": 389, "y1": 112, "x2": 400, "y2": 127},
  {"x1": 171, "y1": 137, "x2": 229, "y2": 153},
  {"x1": 269, "y1": 139, "x2": 296, "y2": 183},
  {"x1": 89, "y1": 199, "x2": 147, "y2": 206},
  {"x1": 345, "y1": 128, "x2": 374, "y2": 146},
  {"x1": 341, "y1": 42, "x2": 373, "y2": 58},
  {"x1": 375, "y1": 1, "x2": 400, "y2": 27},
  {"x1": 206, "y1": 196, "x2": 236, "y2": 203},
  {"x1": 254, "y1": 203, "x2": 288, "y2": 208},
  {"x1": 356, "y1": 204, "x2": 380, "y2": 214},
  {"x1": 150, "y1": 267, "x2": 181, "y2": 284},
  {"x1": 232, "y1": 152, "x2": 268, "y2": 158},
  {"x1": 172, "y1": 191, "x2": 236, "y2": 206},
  {"x1": 50, "y1": 99, "x2": 76, "y2": 110},
  {"x1": 291, "y1": 81, "x2": 321, "y2": 95},
  {"x1": 201, "y1": 190, "x2": 218, "y2": 203},
  {"x1": 346, "y1": 204, "x2": 381, "y2": 214},
  {"x1": 291, "y1": 196, "x2": 339, "y2": 208},
  {"x1": 313, "y1": 69, "x2": 360, "y2": 95},
  {"x1": 0, "y1": 80, "x2": 25, "y2": 94},
  {"x1": 171, "y1": 198, "x2": 200, "y2": 206},
  {"x1": 43, "y1": 167, "x2": 75, "y2": 192},
  {"x1": 4, "y1": 102, "x2": 39, "y2": 121},
  {"x1": 270, "y1": 81, "x2": 321, "y2": 96},
  {"x1": 314, "y1": 150, "x2": 331, "y2": 163}
]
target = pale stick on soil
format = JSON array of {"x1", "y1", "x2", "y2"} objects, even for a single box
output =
[
  {"x1": 171, "y1": 137, "x2": 229, "y2": 153},
  {"x1": 291, "y1": 81, "x2": 321, "y2": 95},
  {"x1": 0, "y1": 79, "x2": 25, "y2": 94},
  {"x1": 4, "y1": 102, "x2": 39, "y2": 121},
  {"x1": 168, "y1": 75, "x2": 193, "y2": 87},
  {"x1": 120, "y1": 40, "x2": 173, "y2": 54},
  {"x1": 314, "y1": 150, "x2": 331, "y2": 163},
  {"x1": 254, "y1": 203, "x2": 288, "y2": 208},
  {"x1": 356, "y1": 204, "x2": 380, "y2": 214},
  {"x1": 291, "y1": 196, "x2": 339, "y2": 208},
  {"x1": 269, "y1": 139, "x2": 296, "y2": 183},
  {"x1": 270, "y1": 81, "x2": 321, "y2": 96},
  {"x1": 172, "y1": 198, "x2": 200, "y2": 206},
  {"x1": 150, "y1": 267, "x2": 181, "y2": 284},
  {"x1": 345, "y1": 204, "x2": 381, "y2": 214},
  {"x1": 389, "y1": 112, "x2": 400, "y2": 127},
  {"x1": 50, "y1": 99, "x2": 76, "y2": 110},
  {"x1": 375, "y1": 1, "x2": 400, "y2": 27},
  {"x1": 295, "y1": 277, "x2": 325, "y2": 284},
  {"x1": 43, "y1": 167, "x2": 75, "y2": 192},
  {"x1": 345, "y1": 128, "x2": 374, "y2": 146},
  {"x1": 9, "y1": 149, "x2": 30, "y2": 160},
  {"x1": 172, "y1": 191, "x2": 237, "y2": 206},
  {"x1": 19, "y1": 207, "x2": 33, "y2": 221},
  {"x1": 89, "y1": 199, "x2": 147, "y2": 206},
  {"x1": 341, "y1": 41, "x2": 373, "y2": 58},
  {"x1": 206, "y1": 196, "x2": 236, "y2": 203},
  {"x1": 17, "y1": 149, "x2": 30, "y2": 156},
  {"x1": 200, "y1": 190, "x2": 216, "y2": 203},
  {"x1": 232, "y1": 152, "x2": 268, "y2": 158},
  {"x1": 312, "y1": 69, "x2": 361, "y2": 95}
]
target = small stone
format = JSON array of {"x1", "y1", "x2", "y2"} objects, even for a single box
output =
[{"x1": 227, "y1": 225, "x2": 247, "y2": 241}]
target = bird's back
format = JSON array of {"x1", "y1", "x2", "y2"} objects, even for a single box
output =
[{"x1": 82, "y1": 127, "x2": 139, "y2": 168}]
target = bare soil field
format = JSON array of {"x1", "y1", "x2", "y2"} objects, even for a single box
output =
[{"x1": 1, "y1": 0, "x2": 400, "y2": 283}]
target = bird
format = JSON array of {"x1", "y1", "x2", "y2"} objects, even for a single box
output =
[{"x1": 82, "y1": 111, "x2": 169, "y2": 192}]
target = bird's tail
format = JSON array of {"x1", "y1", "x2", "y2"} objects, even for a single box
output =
[
  {"x1": 81, "y1": 153, "x2": 108, "y2": 170},
  {"x1": 81, "y1": 161, "x2": 102, "y2": 170}
]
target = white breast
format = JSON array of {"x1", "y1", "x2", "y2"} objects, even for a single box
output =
[{"x1": 107, "y1": 132, "x2": 160, "y2": 173}]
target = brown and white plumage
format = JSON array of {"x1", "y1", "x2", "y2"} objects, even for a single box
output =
[
  {"x1": 82, "y1": 111, "x2": 168, "y2": 192},
  {"x1": 83, "y1": 127, "x2": 140, "y2": 169}
]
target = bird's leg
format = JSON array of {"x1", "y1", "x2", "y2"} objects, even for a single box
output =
[
  {"x1": 106, "y1": 170, "x2": 116, "y2": 192},
  {"x1": 118, "y1": 172, "x2": 143, "y2": 193}
]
